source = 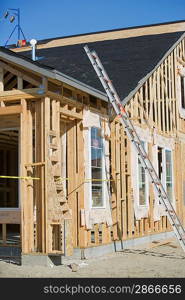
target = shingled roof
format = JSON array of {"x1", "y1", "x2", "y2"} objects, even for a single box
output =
[{"x1": 19, "y1": 31, "x2": 184, "y2": 102}]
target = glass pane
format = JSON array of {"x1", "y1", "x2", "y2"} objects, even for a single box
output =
[
  {"x1": 96, "y1": 149, "x2": 102, "y2": 167},
  {"x1": 166, "y1": 182, "x2": 173, "y2": 202},
  {"x1": 91, "y1": 127, "x2": 96, "y2": 145},
  {"x1": 165, "y1": 150, "x2": 172, "y2": 178},
  {"x1": 138, "y1": 141, "x2": 147, "y2": 206},
  {"x1": 92, "y1": 167, "x2": 102, "y2": 184},
  {"x1": 91, "y1": 127, "x2": 102, "y2": 148},
  {"x1": 139, "y1": 183, "x2": 146, "y2": 205},
  {"x1": 165, "y1": 150, "x2": 173, "y2": 202},
  {"x1": 138, "y1": 161, "x2": 146, "y2": 205},
  {"x1": 92, "y1": 185, "x2": 103, "y2": 207},
  {"x1": 96, "y1": 132, "x2": 102, "y2": 148},
  {"x1": 91, "y1": 148, "x2": 102, "y2": 167},
  {"x1": 91, "y1": 127, "x2": 104, "y2": 207},
  {"x1": 91, "y1": 148, "x2": 97, "y2": 166}
]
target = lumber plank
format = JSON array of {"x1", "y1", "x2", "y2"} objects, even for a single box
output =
[
  {"x1": 77, "y1": 120, "x2": 87, "y2": 248},
  {"x1": 0, "y1": 210, "x2": 21, "y2": 224},
  {"x1": 60, "y1": 107, "x2": 83, "y2": 119},
  {"x1": 44, "y1": 96, "x2": 50, "y2": 253},
  {"x1": 0, "y1": 61, "x2": 41, "y2": 87},
  {"x1": 0, "y1": 88, "x2": 45, "y2": 101},
  {"x1": 0, "y1": 105, "x2": 22, "y2": 115},
  {"x1": 19, "y1": 76, "x2": 33, "y2": 253},
  {"x1": 12, "y1": 22, "x2": 185, "y2": 52}
]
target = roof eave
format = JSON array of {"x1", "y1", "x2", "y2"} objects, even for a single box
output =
[{"x1": 0, "y1": 50, "x2": 108, "y2": 102}]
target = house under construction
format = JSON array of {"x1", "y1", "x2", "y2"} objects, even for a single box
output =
[{"x1": 0, "y1": 20, "x2": 185, "y2": 264}]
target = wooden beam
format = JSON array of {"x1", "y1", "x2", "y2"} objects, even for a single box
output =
[
  {"x1": 0, "y1": 105, "x2": 22, "y2": 115},
  {"x1": 60, "y1": 107, "x2": 83, "y2": 120},
  {"x1": 6, "y1": 77, "x2": 17, "y2": 90},
  {"x1": 0, "y1": 61, "x2": 41, "y2": 87},
  {"x1": 25, "y1": 161, "x2": 45, "y2": 167},
  {"x1": 19, "y1": 76, "x2": 34, "y2": 253},
  {"x1": 0, "y1": 88, "x2": 46, "y2": 102},
  {"x1": 4, "y1": 72, "x2": 14, "y2": 85}
]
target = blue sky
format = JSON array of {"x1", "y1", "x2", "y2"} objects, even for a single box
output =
[{"x1": 0, "y1": 0, "x2": 185, "y2": 46}]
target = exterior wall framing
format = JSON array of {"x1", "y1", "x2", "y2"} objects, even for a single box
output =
[{"x1": 0, "y1": 35, "x2": 185, "y2": 256}]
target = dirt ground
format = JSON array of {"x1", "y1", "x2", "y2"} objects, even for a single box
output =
[{"x1": 0, "y1": 238, "x2": 185, "y2": 278}]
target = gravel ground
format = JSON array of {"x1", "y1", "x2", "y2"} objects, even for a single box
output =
[{"x1": 0, "y1": 238, "x2": 185, "y2": 278}]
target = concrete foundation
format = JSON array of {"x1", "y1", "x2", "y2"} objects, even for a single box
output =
[
  {"x1": 0, "y1": 231, "x2": 175, "y2": 266},
  {"x1": 72, "y1": 231, "x2": 175, "y2": 259},
  {"x1": 21, "y1": 253, "x2": 62, "y2": 267},
  {"x1": 0, "y1": 246, "x2": 21, "y2": 257}
]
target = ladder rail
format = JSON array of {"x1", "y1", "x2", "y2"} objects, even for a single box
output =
[{"x1": 84, "y1": 45, "x2": 185, "y2": 251}]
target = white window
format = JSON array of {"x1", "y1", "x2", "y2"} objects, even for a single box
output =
[
  {"x1": 137, "y1": 141, "x2": 149, "y2": 206},
  {"x1": 157, "y1": 147, "x2": 174, "y2": 203},
  {"x1": 90, "y1": 127, "x2": 105, "y2": 208}
]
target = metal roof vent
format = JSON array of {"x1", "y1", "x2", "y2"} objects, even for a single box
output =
[{"x1": 30, "y1": 39, "x2": 37, "y2": 61}]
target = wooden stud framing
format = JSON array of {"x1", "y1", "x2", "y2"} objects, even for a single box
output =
[{"x1": 0, "y1": 36, "x2": 185, "y2": 255}]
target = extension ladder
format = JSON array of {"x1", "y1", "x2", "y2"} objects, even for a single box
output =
[{"x1": 84, "y1": 45, "x2": 185, "y2": 252}]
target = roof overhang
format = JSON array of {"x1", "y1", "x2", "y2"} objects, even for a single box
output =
[
  {"x1": 1, "y1": 31, "x2": 185, "y2": 107},
  {"x1": 0, "y1": 49, "x2": 108, "y2": 102}
]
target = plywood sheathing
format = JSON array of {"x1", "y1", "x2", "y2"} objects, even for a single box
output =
[{"x1": 12, "y1": 21, "x2": 185, "y2": 52}]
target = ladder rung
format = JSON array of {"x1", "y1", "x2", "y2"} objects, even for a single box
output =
[
  {"x1": 172, "y1": 223, "x2": 181, "y2": 227},
  {"x1": 132, "y1": 140, "x2": 140, "y2": 144},
  {"x1": 167, "y1": 210, "x2": 175, "y2": 214},
  {"x1": 127, "y1": 128, "x2": 134, "y2": 133},
  {"x1": 159, "y1": 195, "x2": 167, "y2": 199},
  {"x1": 152, "y1": 181, "x2": 161, "y2": 186},
  {"x1": 147, "y1": 168, "x2": 154, "y2": 172},
  {"x1": 104, "y1": 78, "x2": 112, "y2": 83}
]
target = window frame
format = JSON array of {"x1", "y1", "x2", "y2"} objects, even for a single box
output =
[
  {"x1": 89, "y1": 126, "x2": 106, "y2": 209},
  {"x1": 136, "y1": 141, "x2": 149, "y2": 207},
  {"x1": 156, "y1": 146, "x2": 174, "y2": 205},
  {"x1": 162, "y1": 147, "x2": 174, "y2": 204}
]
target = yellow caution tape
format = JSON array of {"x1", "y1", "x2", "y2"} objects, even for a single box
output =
[{"x1": 0, "y1": 175, "x2": 40, "y2": 180}]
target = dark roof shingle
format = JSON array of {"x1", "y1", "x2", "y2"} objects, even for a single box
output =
[{"x1": 2, "y1": 31, "x2": 185, "y2": 101}]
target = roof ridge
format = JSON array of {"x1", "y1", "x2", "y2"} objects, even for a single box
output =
[
  {"x1": 8, "y1": 19, "x2": 185, "y2": 48},
  {"x1": 36, "y1": 19, "x2": 185, "y2": 45}
]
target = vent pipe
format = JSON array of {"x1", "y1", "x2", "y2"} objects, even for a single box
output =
[{"x1": 30, "y1": 39, "x2": 37, "y2": 61}]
